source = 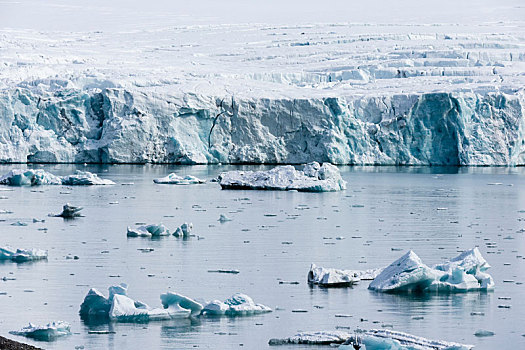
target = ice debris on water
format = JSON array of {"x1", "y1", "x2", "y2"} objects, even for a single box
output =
[
  {"x1": 368, "y1": 248, "x2": 494, "y2": 293},
  {"x1": 0, "y1": 169, "x2": 114, "y2": 186},
  {"x1": 127, "y1": 224, "x2": 170, "y2": 237},
  {"x1": 80, "y1": 284, "x2": 269, "y2": 322},
  {"x1": 308, "y1": 264, "x2": 383, "y2": 287},
  {"x1": 9, "y1": 321, "x2": 71, "y2": 341},
  {"x1": 53, "y1": 203, "x2": 83, "y2": 218},
  {"x1": 153, "y1": 174, "x2": 206, "y2": 185},
  {"x1": 269, "y1": 329, "x2": 473, "y2": 349},
  {"x1": 0, "y1": 246, "x2": 48, "y2": 263},
  {"x1": 201, "y1": 293, "x2": 272, "y2": 316},
  {"x1": 219, "y1": 162, "x2": 346, "y2": 192},
  {"x1": 173, "y1": 222, "x2": 193, "y2": 238},
  {"x1": 218, "y1": 214, "x2": 232, "y2": 223}
]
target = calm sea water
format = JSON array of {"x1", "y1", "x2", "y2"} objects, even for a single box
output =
[{"x1": 0, "y1": 164, "x2": 523, "y2": 350}]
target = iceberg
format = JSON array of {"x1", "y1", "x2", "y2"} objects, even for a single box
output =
[
  {"x1": 80, "y1": 284, "x2": 203, "y2": 322},
  {"x1": 9, "y1": 321, "x2": 71, "y2": 341},
  {"x1": 368, "y1": 248, "x2": 494, "y2": 293},
  {"x1": 153, "y1": 174, "x2": 206, "y2": 185},
  {"x1": 173, "y1": 222, "x2": 193, "y2": 238},
  {"x1": 0, "y1": 246, "x2": 48, "y2": 263},
  {"x1": 308, "y1": 264, "x2": 383, "y2": 287},
  {"x1": 201, "y1": 293, "x2": 272, "y2": 316},
  {"x1": 53, "y1": 203, "x2": 83, "y2": 218},
  {"x1": 269, "y1": 329, "x2": 473, "y2": 349},
  {"x1": 0, "y1": 169, "x2": 114, "y2": 186},
  {"x1": 219, "y1": 162, "x2": 346, "y2": 192},
  {"x1": 127, "y1": 224, "x2": 170, "y2": 237}
]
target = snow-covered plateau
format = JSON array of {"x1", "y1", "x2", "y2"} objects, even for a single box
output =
[{"x1": 1, "y1": 2, "x2": 524, "y2": 165}]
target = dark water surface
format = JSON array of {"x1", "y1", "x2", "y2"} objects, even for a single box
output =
[{"x1": 0, "y1": 165, "x2": 523, "y2": 349}]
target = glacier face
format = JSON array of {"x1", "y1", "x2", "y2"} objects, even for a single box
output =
[{"x1": 1, "y1": 86, "x2": 524, "y2": 165}]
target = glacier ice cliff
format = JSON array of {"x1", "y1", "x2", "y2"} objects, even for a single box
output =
[{"x1": 1, "y1": 86, "x2": 524, "y2": 165}]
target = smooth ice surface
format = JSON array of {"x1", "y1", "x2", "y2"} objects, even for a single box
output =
[
  {"x1": 201, "y1": 293, "x2": 272, "y2": 316},
  {"x1": 0, "y1": 164, "x2": 524, "y2": 350},
  {"x1": 153, "y1": 174, "x2": 206, "y2": 185},
  {"x1": 127, "y1": 224, "x2": 170, "y2": 237},
  {"x1": 368, "y1": 248, "x2": 494, "y2": 293},
  {"x1": 308, "y1": 264, "x2": 383, "y2": 287},
  {"x1": 219, "y1": 163, "x2": 347, "y2": 192},
  {"x1": 0, "y1": 169, "x2": 114, "y2": 186},
  {"x1": 0, "y1": 246, "x2": 47, "y2": 263},
  {"x1": 9, "y1": 321, "x2": 71, "y2": 341},
  {"x1": 1, "y1": 1, "x2": 524, "y2": 166}
]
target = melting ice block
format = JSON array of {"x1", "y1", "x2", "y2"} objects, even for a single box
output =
[
  {"x1": 0, "y1": 246, "x2": 48, "y2": 263},
  {"x1": 269, "y1": 329, "x2": 473, "y2": 349},
  {"x1": 201, "y1": 293, "x2": 272, "y2": 316},
  {"x1": 0, "y1": 169, "x2": 114, "y2": 186},
  {"x1": 127, "y1": 224, "x2": 170, "y2": 237},
  {"x1": 153, "y1": 174, "x2": 205, "y2": 185},
  {"x1": 219, "y1": 162, "x2": 346, "y2": 192},
  {"x1": 308, "y1": 264, "x2": 382, "y2": 287},
  {"x1": 54, "y1": 203, "x2": 83, "y2": 218},
  {"x1": 10, "y1": 321, "x2": 71, "y2": 341},
  {"x1": 368, "y1": 248, "x2": 494, "y2": 293},
  {"x1": 173, "y1": 223, "x2": 193, "y2": 238}
]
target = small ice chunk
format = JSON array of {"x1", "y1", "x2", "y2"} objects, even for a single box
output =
[
  {"x1": 173, "y1": 222, "x2": 193, "y2": 238},
  {"x1": 54, "y1": 203, "x2": 83, "y2": 218},
  {"x1": 127, "y1": 224, "x2": 170, "y2": 237},
  {"x1": 269, "y1": 330, "x2": 351, "y2": 345},
  {"x1": 308, "y1": 264, "x2": 382, "y2": 287},
  {"x1": 61, "y1": 171, "x2": 115, "y2": 185},
  {"x1": 0, "y1": 169, "x2": 61, "y2": 186},
  {"x1": 474, "y1": 330, "x2": 495, "y2": 337},
  {"x1": 202, "y1": 293, "x2": 272, "y2": 316},
  {"x1": 219, "y1": 162, "x2": 346, "y2": 192},
  {"x1": 153, "y1": 174, "x2": 205, "y2": 185},
  {"x1": 10, "y1": 321, "x2": 71, "y2": 341},
  {"x1": 218, "y1": 214, "x2": 232, "y2": 223},
  {"x1": 0, "y1": 246, "x2": 47, "y2": 263}
]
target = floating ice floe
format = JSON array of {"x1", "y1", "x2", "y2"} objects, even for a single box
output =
[
  {"x1": 0, "y1": 169, "x2": 114, "y2": 186},
  {"x1": 201, "y1": 293, "x2": 272, "y2": 316},
  {"x1": 173, "y1": 222, "x2": 193, "y2": 238},
  {"x1": 79, "y1": 283, "x2": 202, "y2": 322},
  {"x1": 0, "y1": 246, "x2": 48, "y2": 263},
  {"x1": 218, "y1": 214, "x2": 232, "y2": 223},
  {"x1": 308, "y1": 264, "x2": 383, "y2": 287},
  {"x1": 127, "y1": 224, "x2": 170, "y2": 237},
  {"x1": 269, "y1": 329, "x2": 473, "y2": 349},
  {"x1": 219, "y1": 162, "x2": 346, "y2": 192},
  {"x1": 153, "y1": 174, "x2": 206, "y2": 185},
  {"x1": 368, "y1": 248, "x2": 494, "y2": 293},
  {"x1": 52, "y1": 203, "x2": 84, "y2": 218},
  {"x1": 10, "y1": 321, "x2": 71, "y2": 341}
]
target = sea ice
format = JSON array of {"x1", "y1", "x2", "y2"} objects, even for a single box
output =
[
  {"x1": 153, "y1": 174, "x2": 206, "y2": 185},
  {"x1": 368, "y1": 248, "x2": 494, "y2": 293},
  {"x1": 173, "y1": 223, "x2": 193, "y2": 238},
  {"x1": 0, "y1": 246, "x2": 48, "y2": 263},
  {"x1": 219, "y1": 162, "x2": 346, "y2": 192},
  {"x1": 308, "y1": 264, "x2": 383, "y2": 287},
  {"x1": 53, "y1": 203, "x2": 84, "y2": 218},
  {"x1": 201, "y1": 293, "x2": 272, "y2": 316},
  {"x1": 0, "y1": 169, "x2": 114, "y2": 186},
  {"x1": 127, "y1": 224, "x2": 170, "y2": 237},
  {"x1": 9, "y1": 321, "x2": 71, "y2": 341}
]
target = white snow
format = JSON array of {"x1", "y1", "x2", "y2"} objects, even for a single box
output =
[
  {"x1": 0, "y1": 169, "x2": 114, "y2": 186},
  {"x1": 153, "y1": 174, "x2": 206, "y2": 185},
  {"x1": 0, "y1": 1, "x2": 524, "y2": 165},
  {"x1": 9, "y1": 321, "x2": 71, "y2": 341},
  {"x1": 219, "y1": 162, "x2": 346, "y2": 192},
  {"x1": 201, "y1": 293, "x2": 272, "y2": 316},
  {"x1": 127, "y1": 224, "x2": 170, "y2": 237},
  {"x1": 368, "y1": 248, "x2": 494, "y2": 293},
  {"x1": 0, "y1": 246, "x2": 48, "y2": 263}
]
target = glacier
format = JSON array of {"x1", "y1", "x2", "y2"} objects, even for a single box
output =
[{"x1": 1, "y1": 20, "x2": 524, "y2": 166}]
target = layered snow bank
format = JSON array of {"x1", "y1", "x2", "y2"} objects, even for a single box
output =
[
  {"x1": 79, "y1": 284, "x2": 270, "y2": 322},
  {"x1": 308, "y1": 264, "x2": 383, "y2": 287},
  {"x1": 10, "y1": 321, "x2": 71, "y2": 341},
  {"x1": 368, "y1": 248, "x2": 494, "y2": 293},
  {"x1": 0, "y1": 169, "x2": 114, "y2": 186},
  {"x1": 0, "y1": 246, "x2": 48, "y2": 263},
  {"x1": 269, "y1": 329, "x2": 473, "y2": 349},
  {"x1": 153, "y1": 174, "x2": 205, "y2": 185},
  {"x1": 201, "y1": 293, "x2": 272, "y2": 316},
  {"x1": 219, "y1": 162, "x2": 346, "y2": 192}
]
